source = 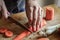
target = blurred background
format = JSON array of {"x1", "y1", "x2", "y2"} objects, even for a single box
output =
[{"x1": 38, "y1": 0, "x2": 60, "y2": 7}]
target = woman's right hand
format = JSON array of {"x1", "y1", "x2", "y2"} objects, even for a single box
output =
[{"x1": 26, "y1": 0, "x2": 44, "y2": 32}]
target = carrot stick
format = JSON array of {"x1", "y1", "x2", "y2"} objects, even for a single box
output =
[
  {"x1": 13, "y1": 30, "x2": 31, "y2": 40},
  {"x1": 37, "y1": 38, "x2": 49, "y2": 40}
]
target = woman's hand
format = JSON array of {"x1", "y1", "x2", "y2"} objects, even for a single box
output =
[
  {"x1": 0, "y1": 0, "x2": 10, "y2": 19},
  {"x1": 26, "y1": 0, "x2": 43, "y2": 32}
]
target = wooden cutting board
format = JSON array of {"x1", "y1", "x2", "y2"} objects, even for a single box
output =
[{"x1": 0, "y1": 4, "x2": 60, "y2": 40}]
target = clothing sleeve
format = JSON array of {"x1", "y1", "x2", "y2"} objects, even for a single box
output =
[
  {"x1": 17, "y1": 0, "x2": 25, "y2": 12},
  {"x1": 4, "y1": 0, "x2": 25, "y2": 13}
]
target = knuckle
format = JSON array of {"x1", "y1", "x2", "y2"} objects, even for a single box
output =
[
  {"x1": 34, "y1": 18, "x2": 37, "y2": 21},
  {"x1": 30, "y1": 7, "x2": 33, "y2": 10},
  {"x1": 34, "y1": 6, "x2": 38, "y2": 10}
]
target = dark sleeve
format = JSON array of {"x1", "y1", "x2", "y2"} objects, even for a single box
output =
[{"x1": 4, "y1": 0, "x2": 18, "y2": 13}]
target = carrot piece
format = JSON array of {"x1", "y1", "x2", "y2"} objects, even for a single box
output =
[
  {"x1": 45, "y1": 7, "x2": 54, "y2": 20},
  {"x1": 5, "y1": 31, "x2": 13, "y2": 37},
  {"x1": 41, "y1": 19, "x2": 47, "y2": 27},
  {"x1": 39, "y1": 19, "x2": 47, "y2": 27},
  {"x1": 37, "y1": 38, "x2": 49, "y2": 40},
  {"x1": 13, "y1": 31, "x2": 31, "y2": 40},
  {"x1": 0, "y1": 28, "x2": 7, "y2": 34}
]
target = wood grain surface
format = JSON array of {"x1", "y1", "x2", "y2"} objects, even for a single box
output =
[{"x1": 0, "y1": 4, "x2": 60, "y2": 40}]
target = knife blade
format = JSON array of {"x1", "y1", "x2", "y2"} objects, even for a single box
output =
[{"x1": 8, "y1": 16, "x2": 33, "y2": 33}]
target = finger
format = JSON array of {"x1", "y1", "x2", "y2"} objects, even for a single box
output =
[
  {"x1": 29, "y1": 7, "x2": 33, "y2": 24},
  {"x1": 39, "y1": 7, "x2": 43, "y2": 28},
  {"x1": 32, "y1": 6, "x2": 38, "y2": 32},
  {"x1": 7, "y1": 12, "x2": 10, "y2": 16},
  {"x1": 26, "y1": 7, "x2": 33, "y2": 25},
  {"x1": 26, "y1": 7, "x2": 30, "y2": 19},
  {"x1": 36, "y1": 7, "x2": 41, "y2": 31},
  {"x1": 1, "y1": 7, "x2": 8, "y2": 19},
  {"x1": 28, "y1": 25, "x2": 33, "y2": 31}
]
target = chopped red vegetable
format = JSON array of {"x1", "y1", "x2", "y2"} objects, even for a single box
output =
[
  {"x1": 45, "y1": 7, "x2": 54, "y2": 20},
  {"x1": 5, "y1": 31, "x2": 13, "y2": 37},
  {"x1": 13, "y1": 30, "x2": 31, "y2": 40},
  {"x1": 41, "y1": 19, "x2": 47, "y2": 27},
  {"x1": 37, "y1": 38, "x2": 49, "y2": 40},
  {"x1": 0, "y1": 28, "x2": 7, "y2": 33}
]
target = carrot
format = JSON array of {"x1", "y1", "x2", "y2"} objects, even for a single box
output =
[
  {"x1": 13, "y1": 30, "x2": 31, "y2": 40},
  {"x1": 5, "y1": 31, "x2": 13, "y2": 37},
  {"x1": 41, "y1": 19, "x2": 47, "y2": 27},
  {"x1": 45, "y1": 7, "x2": 54, "y2": 20},
  {"x1": 0, "y1": 28, "x2": 7, "y2": 34},
  {"x1": 37, "y1": 38, "x2": 49, "y2": 40}
]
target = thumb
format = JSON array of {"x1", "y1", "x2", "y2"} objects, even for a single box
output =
[{"x1": 3, "y1": 11, "x2": 10, "y2": 19}]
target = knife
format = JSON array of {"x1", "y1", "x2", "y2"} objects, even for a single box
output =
[{"x1": 8, "y1": 16, "x2": 33, "y2": 33}]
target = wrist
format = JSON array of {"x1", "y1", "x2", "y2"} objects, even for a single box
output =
[{"x1": 26, "y1": 0, "x2": 39, "y2": 7}]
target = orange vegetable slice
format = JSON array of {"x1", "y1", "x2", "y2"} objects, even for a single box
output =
[
  {"x1": 5, "y1": 31, "x2": 13, "y2": 37},
  {"x1": 0, "y1": 28, "x2": 7, "y2": 33},
  {"x1": 37, "y1": 38, "x2": 49, "y2": 40}
]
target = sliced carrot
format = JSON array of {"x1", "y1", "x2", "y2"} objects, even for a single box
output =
[
  {"x1": 39, "y1": 19, "x2": 47, "y2": 28},
  {"x1": 41, "y1": 19, "x2": 47, "y2": 27},
  {"x1": 37, "y1": 38, "x2": 49, "y2": 40},
  {"x1": 5, "y1": 31, "x2": 13, "y2": 37},
  {"x1": 45, "y1": 7, "x2": 54, "y2": 20},
  {"x1": 0, "y1": 28, "x2": 7, "y2": 33},
  {"x1": 13, "y1": 30, "x2": 31, "y2": 40}
]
